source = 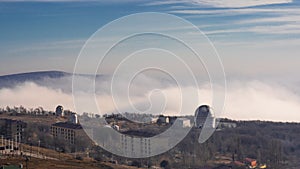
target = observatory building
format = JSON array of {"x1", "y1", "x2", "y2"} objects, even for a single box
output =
[
  {"x1": 55, "y1": 105, "x2": 64, "y2": 117},
  {"x1": 69, "y1": 113, "x2": 78, "y2": 124},
  {"x1": 194, "y1": 105, "x2": 215, "y2": 129}
]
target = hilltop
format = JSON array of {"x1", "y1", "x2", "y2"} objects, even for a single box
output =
[{"x1": 0, "y1": 71, "x2": 70, "y2": 88}]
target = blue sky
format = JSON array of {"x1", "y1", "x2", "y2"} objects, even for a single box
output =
[
  {"x1": 1, "y1": 0, "x2": 300, "y2": 121},
  {"x1": 0, "y1": 0, "x2": 300, "y2": 78}
]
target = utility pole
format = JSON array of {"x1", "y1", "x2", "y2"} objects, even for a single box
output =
[
  {"x1": 11, "y1": 139, "x2": 14, "y2": 151},
  {"x1": 38, "y1": 140, "x2": 41, "y2": 158},
  {"x1": 30, "y1": 143, "x2": 32, "y2": 157},
  {"x1": 18, "y1": 132, "x2": 21, "y2": 155},
  {"x1": 14, "y1": 135, "x2": 18, "y2": 156},
  {"x1": 1, "y1": 135, "x2": 3, "y2": 155},
  {"x1": 8, "y1": 138, "x2": 10, "y2": 151},
  {"x1": 15, "y1": 135, "x2": 18, "y2": 149},
  {"x1": 1, "y1": 135, "x2": 3, "y2": 148},
  {"x1": 25, "y1": 156, "x2": 29, "y2": 169}
]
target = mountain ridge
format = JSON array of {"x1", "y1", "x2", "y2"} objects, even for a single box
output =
[
  {"x1": 0, "y1": 70, "x2": 70, "y2": 79},
  {"x1": 0, "y1": 70, "x2": 107, "y2": 90},
  {"x1": 0, "y1": 71, "x2": 70, "y2": 88}
]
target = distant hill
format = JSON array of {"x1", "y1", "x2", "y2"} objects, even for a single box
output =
[
  {"x1": 0, "y1": 71, "x2": 70, "y2": 80},
  {"x1": 0, "y1": 71, "x2": 71, "y2": 88},
  {"x1": 0, "y1": 71, "x2": 106, "y2": 90}
]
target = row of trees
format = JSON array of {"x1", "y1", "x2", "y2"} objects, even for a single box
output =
[
  {"x1": 89, "y1": 119, "x2": 299, "y2": 169},
  {"x1": 1, "y1": 106, "x2": 54, "y2": 116},
  {"x1": 167, "y1": 120, "x2": 299, "y2": 169},
  {"x1": 0, "y1": 106, "x2": 76, "y2": 117}
]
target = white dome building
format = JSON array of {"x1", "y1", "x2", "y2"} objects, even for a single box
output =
[{"x1": 194, "y1": 105, "x2": 215, "y2": 129}]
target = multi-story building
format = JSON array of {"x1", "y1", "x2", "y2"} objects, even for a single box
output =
[
  {"x1": 0, "y1": 119, "x2": 26, "y2": 142},
  {"x1": 120, "y1": 134, "x2": 169, "y2": 158},
  {"x1": 50, "y1": 122, "x2": 85, "y2": 144},
  {"x1": 121, "y1": 135, "x2": 151, "y2": 158}
]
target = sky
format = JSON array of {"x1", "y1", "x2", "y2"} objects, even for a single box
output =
[
  {"x1": 0, "y1": 0, "x2": 300, "y2": 122},
  {"x1": 0, "y1": 0, "x2": 300, "y2": 77}
]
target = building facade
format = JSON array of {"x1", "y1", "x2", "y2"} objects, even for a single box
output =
[
  {"x1": 121, "y1": 135, "x2": 151, "y2": 158},
  {"x1": 50, "y1": 122, "x2": 85, "y2": 144},
  {"x1": 120, "y1": 134, "x2": 169, "y2": 158},
  {"x1": 0, "y1": 119, "x2": 26, "y2": 142}
]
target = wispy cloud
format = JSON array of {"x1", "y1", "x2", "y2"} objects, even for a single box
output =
[
  {"x1": 143, "y1": 0, "x2": 181, "y2": 6},
  {"x1": 189, "y1": 0, "x2": 292, "y2": 8},
  {"x1": 170, "y1": 7, "x2": 300, "y2": 16},
  {"x1": 170, "y1": 5, "x2": 300, "y2": 36},
  {"x1": 248, "y1": 24, "x2": 300, "y2": 35},
  {"x1": 0, "y1": 0, "x2": 87, "y2": 1},
  {"x1": 145, "y1": 0, "x2": 292, "y2": 8},
  {"x1": 203, "y1": 23, "x2": 300, "y2": 35},
  {"x1": 0, "y1": 0, "x2": 140, "y2": 2},
  {"x1": 6, "y1": 39, "x2": 85, "y2": 55},
  {"x1": 237, "y1": 13, "x2": 300, "y2": 24}
]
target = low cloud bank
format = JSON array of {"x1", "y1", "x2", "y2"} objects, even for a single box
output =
[{"x1": 0, "y1": 78, "x2": 299, "y2": 122}]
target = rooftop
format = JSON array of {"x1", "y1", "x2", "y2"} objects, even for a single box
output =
[{"x1": 52, "y1": 122, "x2": 82, "y2": 130}]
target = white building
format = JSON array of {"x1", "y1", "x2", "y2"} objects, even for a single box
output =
[
  {"x1": 121, "y1": 135, "x2": 151, "y2": 157},
  {"x1": 177, "y1": 118, "x2": 191, "y2": 128},
  {"x1": 195, "y1": 105, "x2": 216, "y2": 129},
  {"x1": 69, "y1": 113, "x2": 78, "y2": 124},
  {"x1": 120, "y1": 135, "x2": 169, "y2": 158}
]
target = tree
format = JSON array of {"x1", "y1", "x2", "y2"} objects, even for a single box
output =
[{"x1": 160, "y1": 160, "x2": 170, "y2": 169}]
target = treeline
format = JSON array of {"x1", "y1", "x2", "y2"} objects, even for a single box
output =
[
  {"x1": 0, "y1": 106, "x2": 75, "y2": 116},
  {"x1": 88, "y1": 120, "x2": 300, "y2": 169},
  {"x1": 164, "y1": 120, "x2": 300, "y2": 169}
]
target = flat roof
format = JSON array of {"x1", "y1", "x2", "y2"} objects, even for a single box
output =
[
  {"x1": 0, "y1": 118, "x2": 26, "y2": 125},
  {"x1": 52, "y1": 122, "x2": 82, "y2": 130}
]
